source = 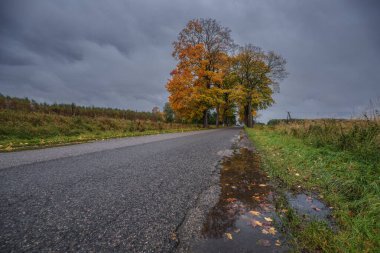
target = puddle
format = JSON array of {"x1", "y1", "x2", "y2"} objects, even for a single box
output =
[
  {"x1": 191, "y1": 148, "x2": 289, "y2": 253},
  {"x1": 186, "y1": 132, "x2": 335, "y2": 253},
  {"x1": 286, "y1": 193, "x2": 335, "y2": 228}
]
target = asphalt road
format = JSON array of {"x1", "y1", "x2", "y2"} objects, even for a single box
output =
[{"x1": 0, "y1": 128, "x2": 240, "y2": 252}]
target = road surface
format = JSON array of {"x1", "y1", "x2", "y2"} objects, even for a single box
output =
[{"x1": 0, "y1": 128, "x2": 240, "y2": 252}]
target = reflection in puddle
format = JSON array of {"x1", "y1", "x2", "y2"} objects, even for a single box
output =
[
  {"x1": 192, "y1": 148, "x2": 288, "y2": 253},
  {"x1": 286, "y1": 193, "x2": 335, "y2": 228}
]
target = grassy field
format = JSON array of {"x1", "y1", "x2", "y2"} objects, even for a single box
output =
[
  {"x1": 0, "y1": 109, "x2": 203, "y2": 152},
  {"x1": 246, "y1": 119, "x2": 379, "y2": 252}
]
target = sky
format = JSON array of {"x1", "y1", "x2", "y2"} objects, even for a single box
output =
[{"x1": 0, "y1": 0, "x2": 379, "y2": 122}]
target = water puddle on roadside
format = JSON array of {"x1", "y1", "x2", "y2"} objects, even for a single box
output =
[
  {"x1": 286, "y1": 192, "x2": 335, "y2": 229},
  {"x1": 191, "y1": 148, "x2": 289, "y2": 253}
]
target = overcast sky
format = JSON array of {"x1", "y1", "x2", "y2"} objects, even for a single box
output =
[{"x1": 1, "y1": 0, "x2": 379, "y2": 122}]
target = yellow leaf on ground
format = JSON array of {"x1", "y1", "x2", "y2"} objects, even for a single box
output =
[
  {"x1": 264, "y1": 217, "x2": 273, "y2": 222},
  {"x1": 250, "y1": 219, "x2": 263, "y2": 227},
  {"x1": 259, "y1": 184, "x2": 267, "y2": 187},
  {"x1": 261, "y1": 229, "x2": 269, "y2": 234},
  {"x1": 225, "y1": 233, "x2": 233, "y2": 240},
  {"x1": 249, "y1": 210, "x2": 261, "y2": 216},
  {"x1": 275, "y1": 240, "x2": 281, "y2": 246}
]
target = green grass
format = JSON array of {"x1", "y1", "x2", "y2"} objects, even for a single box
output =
[
  {"x1": 246, "y1": 126, "x2": 380, "y2": 253},
  {"x1": 0, "y1": 109, "x2": 204, "y2": 151}
]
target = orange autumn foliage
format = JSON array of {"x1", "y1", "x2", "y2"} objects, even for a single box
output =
[{"x1": 166, "y1": 43, "x2": 229, "y2": 122}]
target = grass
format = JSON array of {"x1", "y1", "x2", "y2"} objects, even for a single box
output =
[
  {"x1": 0, "y1": 109, "x2": 204, "y2": 152},
  {"x1": 246, "y1": 121, "x2": 380, "y2": 253}
]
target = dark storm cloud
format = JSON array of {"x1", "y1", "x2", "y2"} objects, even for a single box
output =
[{"x1": 0, "y1": 0, "x2": 379, "y2": 121}]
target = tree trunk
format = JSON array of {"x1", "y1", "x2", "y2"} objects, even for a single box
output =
[
  {"x1": 202, "y1": 109, "x2": 208, "y2": 128},
  {"x1": 247, "y1": 101, "x2": 253, "y2": 128},
  {"x1": 216, "y1": 104, "x2": 220, "y2": 127},
  {"x1": 243, "y1": 105, "x2": 249, "y2": 126}
]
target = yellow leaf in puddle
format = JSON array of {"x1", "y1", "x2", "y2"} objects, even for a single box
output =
[
  {"x1": 257, "y1": 239, "x2": 271, "y2": 247},
  {"x1": 225, "y1": 233, "x2": 233, "y2": 240},
  {"x1": 264, "y1": 217, "x2": 273, "y2": 222},
  {"x1": 268, "y1": 227, "x2": 277, "y2": 235},
  {"x1": 250, "y1": 219, "x2": 263, "y2": 227},
  {"x1": 249, "y1": 210, "x2": 261, "y2": 216},
  {"x1": 261, "y1": 229, "x2": 269, "y2": 234}
]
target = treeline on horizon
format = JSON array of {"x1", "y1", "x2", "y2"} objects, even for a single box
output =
[{"x1": 0, "y1": 93, "x2": 163, "y2": 122}]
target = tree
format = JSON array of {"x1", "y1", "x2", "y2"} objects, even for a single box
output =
[
  {"x1": 230, "y1": 44, "x2": 287, "y2": 127},
  {"x1": 168, "y1": 18, "x2": 235, "y2": 127},
  {"x1": 163, "y1": 102, "x2": 174, "y2": 123}
]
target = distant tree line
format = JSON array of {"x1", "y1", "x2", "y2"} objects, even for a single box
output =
[{"x1": 0, "y1": 93, "x2": 163, "y2": 122}]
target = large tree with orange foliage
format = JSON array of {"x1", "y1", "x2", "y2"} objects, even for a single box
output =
[{"x1": 167, "y1": 19, "x2": 235, "y2": 127}]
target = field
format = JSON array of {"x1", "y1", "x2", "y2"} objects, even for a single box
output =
[
  {"x1": 0, "y1": 109, "x2": 202, "y2": 152},
  {"x1": 246, "y1": 119, "x2": 380, "y2": 252}
]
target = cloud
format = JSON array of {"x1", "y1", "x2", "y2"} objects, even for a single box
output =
[{"x1": 0, "y1": 0, "x2": 379, "y2": 121}]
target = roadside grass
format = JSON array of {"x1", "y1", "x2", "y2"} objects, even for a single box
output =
[
  {"x1": 0, "y1": 110, "x2": 204, "y2": 152},
  {"x1": 246, "y1": 125, "x2": 380, "y2": 253}
]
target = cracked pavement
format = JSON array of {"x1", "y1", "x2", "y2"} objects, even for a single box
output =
[{"x1": 0, "y1": 128, "x2": 240, "y2": 252}]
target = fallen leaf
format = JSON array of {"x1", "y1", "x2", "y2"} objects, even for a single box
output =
[
  {"x1": 252, "y1": 196, "x2": 261, "y2": 201},
  {"x1": 231, "y1": 186, "x2": 237, "y2": 189},
  {"x1": 264, "y1": 217, "x2": 273, "y2": 222},
  {"x1": 249, "y1": 210, "x2": 261, "y2": 216},
  {"x1": 259, "y1": 184, "x2": 267, "y2": 187},
  {"x1": 275, "y1": 240, "x2": 281, "y2": 246},
  {"x1": 261, "y1": 229, "x2": 269, "y2": 234},
  {"x1": 250, "y1": 219, "x2": 263, "y2": 227},
  {"x1": 295, "y1": 173, "x2": 300, "y2": 176},
  {"x1": 268, "y1": 227, "x2": 277, "y2": 235},
  {"x1": 257, "y1": 239, "x2": 271, "y2": 247},
  {"x1": 311, "y1": 205, "x2": 321, "y2": 211},
  {"x1": 233, "y1": 228, "x2": 240, "y2": 233},
  {"x1": 226, "y1": 198, "x2": 237, "y2": 203},
  {"x1": 225, "y1": 233, "x2": 233, "y2": 240}
]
